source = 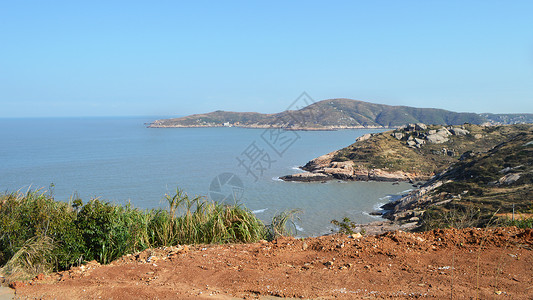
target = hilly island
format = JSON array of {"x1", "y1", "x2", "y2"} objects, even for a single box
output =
[{"x1": 149, "y1": 98, "x2": 533, "y2": 130}]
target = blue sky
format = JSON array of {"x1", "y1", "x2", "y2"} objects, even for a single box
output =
[{"x1": 1, "y1": 1, "x2": 532, "y2": 117}]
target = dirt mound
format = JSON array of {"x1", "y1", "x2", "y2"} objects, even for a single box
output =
[{"x1": 12, "y1": 227, "x2": 533, "y2": 299}]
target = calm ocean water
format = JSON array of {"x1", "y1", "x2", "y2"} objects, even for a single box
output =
[{"x1": 0, "y1": 117, "x2": 411, "y2": 236}]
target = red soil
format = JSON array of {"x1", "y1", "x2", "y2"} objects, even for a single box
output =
[{"x1": 13, "y1": 227, "x2": 533, "y2": 299}]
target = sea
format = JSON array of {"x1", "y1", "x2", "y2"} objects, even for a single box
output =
[{"x1": 0, "y1": 116, "x2": 412, "y2": 237}]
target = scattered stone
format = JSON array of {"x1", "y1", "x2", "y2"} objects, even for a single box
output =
[
  {"x1": 33, "y1": 273, "x2": 45, "y2": 281},
  {"x1": 498, "y1": 173, "x2": 521, "y2": 185},
  {"x1": 9, "y1": 281, "x2": 26, "y2": 289},
  {"x1": 350, "y1": 233, "x2": 363, "y2": 239},
  {"x1": 459, "y1": 151, "x2": 478, "y2": 161},
  {"x1": 500, "y1": 167, "x2": 512, "y2": 174}
]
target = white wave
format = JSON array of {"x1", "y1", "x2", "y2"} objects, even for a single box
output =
[
  {"x1": 362, "y1": 211, "x2": 382, "y2": 219},
  {"x1": 252, "y1": 208, "x2": 268, "y2": 214},
  {"x1": 291, "y1": 166, "x2": 303, "y2": 171},
  {"x1": 400, "y1": 189, "x2": 413, "y2": 194},
  {"x1": 373, "y1": 202, "x2": 386, "y2": 211},
  {"x1": 378, "y1": 195, "x2": 392, "y2": 201},
  {"x1": 294, "y1": 224, "x2": 305, "y2": 232},
  {"x1": 271, "y1": 176, "x2": 283, "y2": 182}
]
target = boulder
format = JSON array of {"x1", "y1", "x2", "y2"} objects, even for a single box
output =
[
  {"x1": 356, "y1": 133, "x2": 373, "y2": 142},
  {"x1": 449, "y1": 127, "x2": 470, "y2": 136},
  {"x1": 415, "y1": 123, "x2": 427, "y2": 130},
  {"x1": 407, "y1": 140, "x2": 417, "y2": 147},
  {"x1": 426, "y1": 133, "x2": 449, "y2": 144},
  {"x1": 405, "y1": 124, "x2": 417, "y2": 132},
  {"x1": 392, "y1": 132, "x2": 404, "y2": 140},
  {"x1": 498, "y1": 173, "x2": 521, "y2": 185},
  {"x1": 414, "y1": 138, "x2": 425, "y2": 145},
  {"x1": 437, "y1": 128, "x2": 451, "y2": 136}
]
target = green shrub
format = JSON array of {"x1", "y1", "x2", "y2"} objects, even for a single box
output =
[
  {"x1": 0, "y1": 187, "x2": 298, "y2": 280},
  {"x1": 331, "y1": 217, "x2": 357, "y2": 235},
  {"x1": 0, "y1": 190, "x2": 84, "y2": 270},
  {"x1": 420, "y1": 205, "x2": 483, "y2": 230}
]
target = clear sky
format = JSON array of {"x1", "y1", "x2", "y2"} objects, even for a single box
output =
[{"x1": 1, "y1": 0, "x2": 532, "y2": 118}]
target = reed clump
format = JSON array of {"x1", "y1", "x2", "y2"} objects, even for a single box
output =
[{"x1": 0, "y1": 187, "x2": 296, "y2": 281}]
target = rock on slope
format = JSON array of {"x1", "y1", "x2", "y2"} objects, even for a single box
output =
[{"x1": 382, "y1": 125, "x2": 533, "y2": 225}]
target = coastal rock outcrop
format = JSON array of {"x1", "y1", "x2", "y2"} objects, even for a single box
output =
[
  {"x1": 281, "y1": 150, "x2": 430, "y2": 183},
  {"x1": 279, "y1": 172, "x2": 331, "y2": 182}
]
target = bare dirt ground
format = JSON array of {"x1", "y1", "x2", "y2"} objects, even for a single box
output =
[{"x1": 12, "y1": 227, "x2": 533, "y2": 299}]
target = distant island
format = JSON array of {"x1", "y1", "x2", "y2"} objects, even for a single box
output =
[{"x1": 148, "y1": 98, "x2": 533, "y2": 130}]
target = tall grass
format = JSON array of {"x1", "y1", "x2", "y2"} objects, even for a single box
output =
[
  {"x1": 265, "y1": 209, "x2": 301, "y2": 240},
  {"x1": 0, "y1": 187, "x2": 297, "y2": 281}
]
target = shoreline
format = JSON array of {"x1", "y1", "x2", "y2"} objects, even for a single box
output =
[{"x1": 147, "y1": 123, "x2": 394, "y2": 131}]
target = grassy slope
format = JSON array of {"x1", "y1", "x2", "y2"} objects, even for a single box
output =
[{"x1": 430, "y1": 128, "x2": 533, "y2": 215}]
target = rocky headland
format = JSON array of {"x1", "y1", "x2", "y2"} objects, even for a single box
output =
[
  {"x1": 280, "y1": 150, "x2": 430, "y2": 183},
  {"x1": 281, "y1": 123, "x2": 519, "y2": 183}
]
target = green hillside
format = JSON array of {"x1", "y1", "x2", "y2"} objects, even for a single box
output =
[{"x1": 149, "y1": 98, "x2": 508, "y2": 129}]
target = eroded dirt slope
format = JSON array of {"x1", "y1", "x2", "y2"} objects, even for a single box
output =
[{"x1": 13, "y1": 227, "x2": 533, "y2": 299}]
